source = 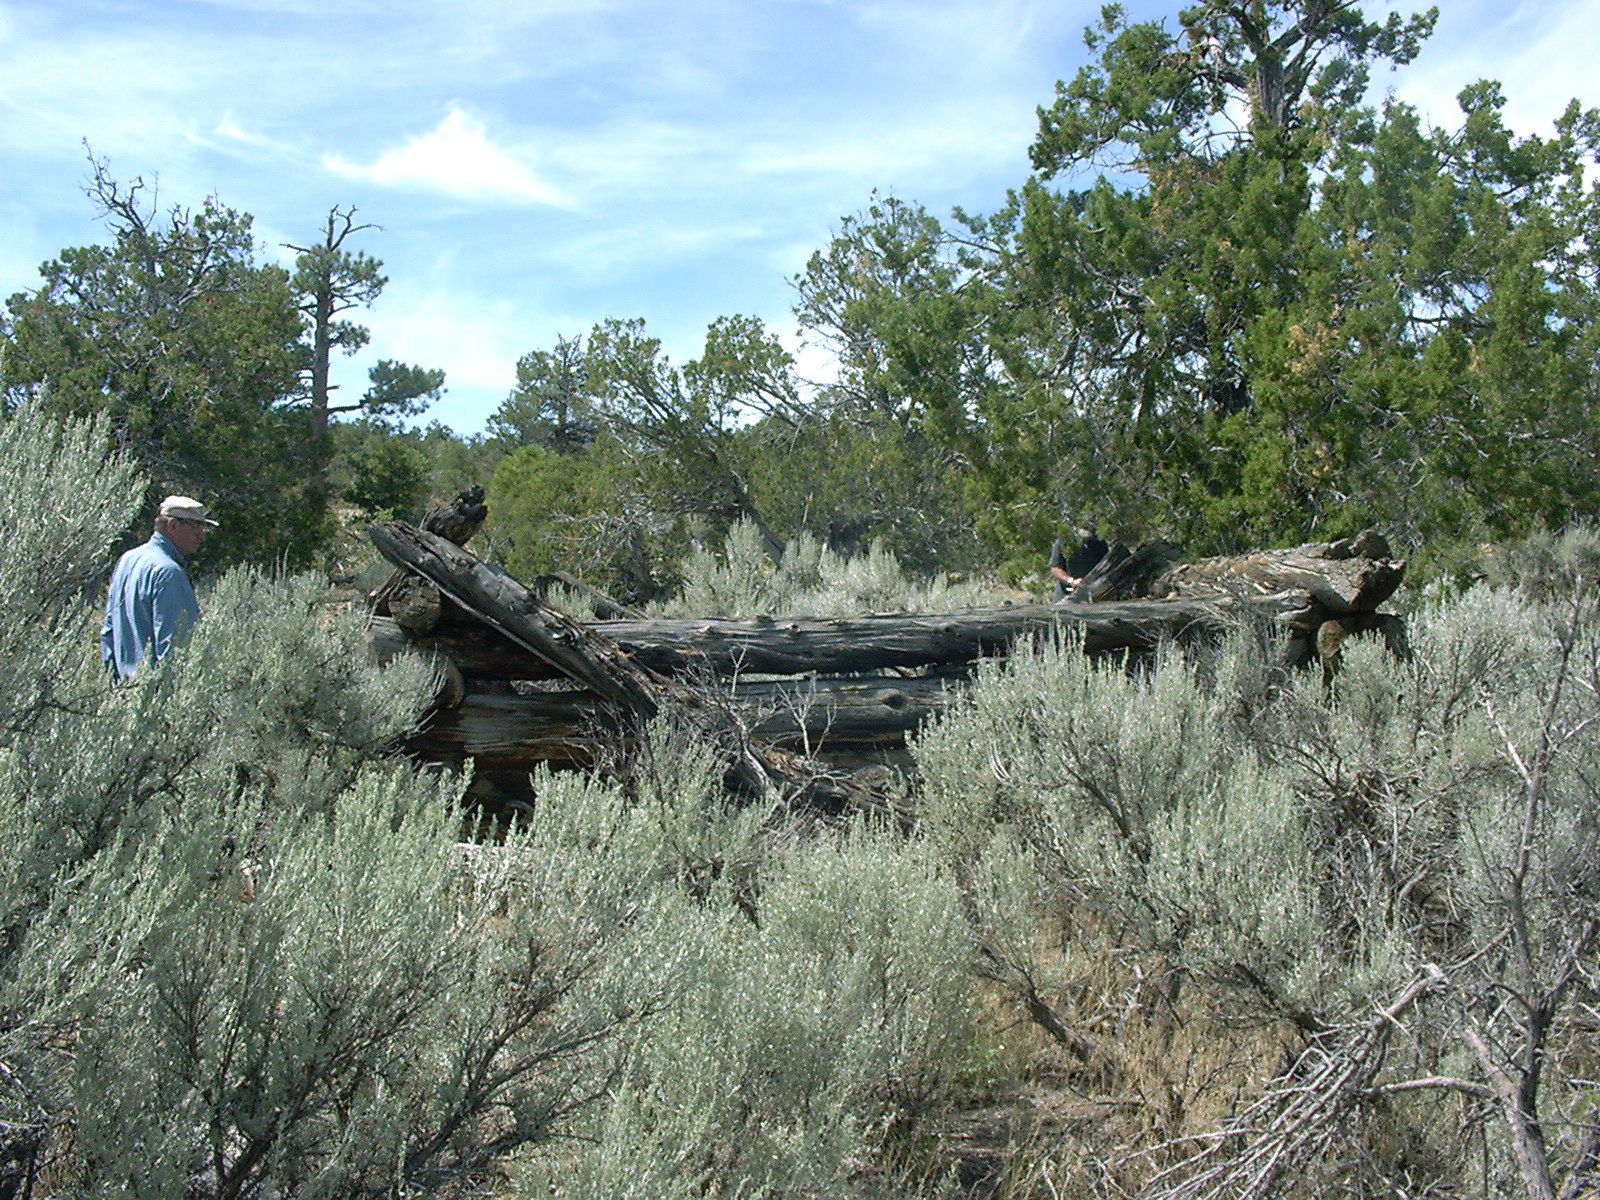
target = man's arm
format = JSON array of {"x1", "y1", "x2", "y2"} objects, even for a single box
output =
[{"x1": 150, "y1": 566, "x2": 200, "y2": 660}]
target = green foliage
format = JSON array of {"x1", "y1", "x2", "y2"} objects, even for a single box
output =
[
  {"x1": 1, "y1": 183, "x2": 451, "y2": 572},
  {"x1": 287, "y1": 207, "x2": 443, "y2": 441},
  {"x1": 486, "y1": 315, "x2": 992, "y2": 593},
  {"x1": 7, "y1": 392, "x2": 1600, "y2": 1198},
  {"x1": 916, "y1": 635, "x2": 1364, "y2": 1022},
  {"x1": 1479, "y1": 521, "x2": 1600, "y2": 603},
  {"x1": 583, "y1": 314, "x2": 805, "y2": 559},
  {"x1": 487, "y1": 315, "x2": 823, "y2": 602},
  {"x1": 415, "y1": 419, "x2": 502, "y2": 502},
  {"x1": 909, "y1": 537, "x2": 1600, "y2": 1194},
  {"x1": 490, "y1": 333, "x2": 598, "y2": 452},
  {"x1": 795, "y1": 2, "x2": 1599, "y2": 565},
  {"x1": 2, "y1": 162, "x2": 329, "y2": 568},
  {"x1": 740, "y1": 411, "x2": 988, "y2": 578},
  {"x1": 332, "y1": 417, "x2": 501, "y2": 522},
  {"x1": 359, "y1": 358, "x2": 443, "y2": 417},
  {"x1": 526, "y1": 821, "x2": 976, "y2": 1199},
  {"x1": 487, "y1": 429, "x2": 682, "y2": 602},
  {"x1": 343, "y1": 432, "x2": 430, "y2": 517},
  {"x1": 0, "y1": 403, "x2": 693, "y2": 1196}
]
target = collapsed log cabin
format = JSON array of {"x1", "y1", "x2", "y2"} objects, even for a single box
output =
[{"x1": 364, "y1": 502, "x2": 1408, "y2": 799}]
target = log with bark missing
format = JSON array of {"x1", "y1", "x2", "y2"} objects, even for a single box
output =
[{"x1": 366, "y1": 517, "x2": 1407, "y2": 793}]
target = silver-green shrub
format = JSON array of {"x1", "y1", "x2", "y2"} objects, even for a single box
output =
[
  {"x1": 0, "y1": 403, "x2": 703, "y2": 1197},
  {"x1": 911, "y1": 552, "x2": 1600, "y2": 1196},
  {"x1": 524, "y1": 820, "x2": 977, "y2": 1199},
  {"x1": 914, "y1": 633, "x2": 1357, "y2": 1021},
  {"x1": 651, "y1": 518, "x2": 1006, "y2": 618}
]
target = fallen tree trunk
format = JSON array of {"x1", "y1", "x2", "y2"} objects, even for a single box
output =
[
  {"x1": 604, "y1": 600, "x2": 1257, "y2": 674},
  {"x1": 369, "y1": 611, "x2": 562, "y2": 681},
  {"x1": 372, "y1": 597, "x2": 1260, "y2": 683},
  {"x1": 406, "y1": 675, "x2": 961, "y2": 767},
  {"x1": 370, "y1": 520, "x2": 869, "y2": 810},
  {"x1": 369, "y1": 520, "x2": 1408, "y2": 794},
  {"x1": 1158, "y1": 531, "x2": 1404, "y2": 614},
  {"x1": 1073, "y1": 530, "x2": 1404, "y2": 615}
]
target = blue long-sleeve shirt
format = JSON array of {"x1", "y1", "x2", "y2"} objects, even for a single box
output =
[{"x1": 101, "y1": 531, "x2": 200, "y2": 677}]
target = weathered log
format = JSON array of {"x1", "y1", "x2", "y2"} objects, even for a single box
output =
[
  {"x1": 590, "y1": 599, "x2": 1251, "y2": 675},
  {"x1": 1159, "y1": 534, "x2": 1404, "y2": 614},
  {"x1": 1069, "y1": 541, "x2": 1184, "y2": 604},
  {"x1": 390, "y1": 575, "x2": 443, "y2": 634},
  {"x1": 406, "y1": 675, "x2": 960, "y2": 768},
  {"x1": 729, "y1": 676, "x2": 958, "y2": 745},
  {"x1": 372, "y1": 591, "x2": 1308, "y2": 682},
  {"x1": 371, "y1": 598, "x2": 1245, "y2": 682},
  {"x1": 370, "y1": 485, "x2": 490, "y2": 615},
  {"x1": 420, "y1": 484, "x2": 489, "y2": 546},
  {"x1": 369, "y1": 520, "x2": 661, "y2": 716},
  {"x1": 370, "y1": 521, "x2": 866, "y2": 809},
  {"x1": 369, "y1": 613, "x2": 560, "y2": 680},
  {"x1": 1067, "y1": 531, "x2": 1404, "y2": 619},
  {"x1": 408, "y1": 692, "x2": 614, "y2": 768}
]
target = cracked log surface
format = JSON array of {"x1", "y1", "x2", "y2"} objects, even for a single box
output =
[
  {"x1": 1158, "y1": 532, "x2": 1405, "y2": 615},
  {"x1": 370, "y1": 597, "x2": 1249, "y2": 682},
  {"x1": 369, "y1": 520, "x2": 661, "y2": 716},
  {"x1": 406, "y1": 676, "x2": 962, "y2": 767}
]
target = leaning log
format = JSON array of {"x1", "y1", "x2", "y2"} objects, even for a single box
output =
[
  {"x1": 371, "y1": 485, "x2": 490, "y2": 616},
  {"x1": 1069, "y1": 541, "x2": 1184, "y2": 604},
  {"x1": 370, "y1": 520, "x2": 661, "y2": 716}
]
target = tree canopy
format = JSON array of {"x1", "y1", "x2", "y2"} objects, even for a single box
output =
[
  {"x1": 1, "y1": 167, "x2": 447, "y2": 568},
  {"x1": 794, "y1": 0, "x2": 1599, "y2": 567},
  {"x1": 2, "y1": 160, "x2": 324, "y2": 566},
  {"x1": 5, "y1": 4, "x2": 1596, "y2": 585}
]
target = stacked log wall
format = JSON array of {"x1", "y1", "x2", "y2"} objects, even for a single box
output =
[{"x1": 365, "y1": 517, "x2": 1408, "y2": 783}]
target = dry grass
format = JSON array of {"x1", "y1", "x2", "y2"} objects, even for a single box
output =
[{"x1": 902, "y1": 912, "x2": 1307, "y2": 1200}]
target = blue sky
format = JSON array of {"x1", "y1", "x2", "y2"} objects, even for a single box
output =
[{"x1": 2, "y1": 0, "x2": 1594, "y2": 435}]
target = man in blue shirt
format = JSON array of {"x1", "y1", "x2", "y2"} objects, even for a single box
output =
[{"x1": 101, "y1": 495, "x2": 217, "y2": 678}]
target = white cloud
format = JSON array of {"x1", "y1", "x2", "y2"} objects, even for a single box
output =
[
  {"x1": 210, "y1": 115, "x2": 283, "y2": 150},
  {"x1": 323, "y1": 107, "x2": 573, "y2": 207},
  {"x1": 349, "y1": 291, "x2": 526, "y2": 427}
]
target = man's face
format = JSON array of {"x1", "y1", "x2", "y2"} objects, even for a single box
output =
[{"x1": 165, "y1": 517, "x2": 210, "y2": 558}]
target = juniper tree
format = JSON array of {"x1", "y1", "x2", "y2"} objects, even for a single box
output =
[
  {"x1": 794, "y1": 1, "x2": 1600, "y2": 563},
  {"x1": 2, "y1": 160, "x2": 326, "y2": 567}
]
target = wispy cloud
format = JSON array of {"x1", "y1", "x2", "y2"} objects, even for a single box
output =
[
  {"x1": 1392, "y1": 0, "x2": 1598, "y2": 136},
  {"x1": 323, "y1": 107, "x2": 572, "y2": 206}
]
